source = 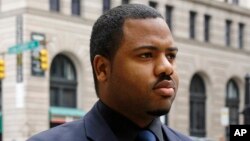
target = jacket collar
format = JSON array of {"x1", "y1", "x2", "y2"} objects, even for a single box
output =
[
  {"x1": 162, "y1": 125, "x2": 182, "y2": 141},
  {"x1": 85, "y1": 102, "x2": 186, "y2": 141},
  {"x1": 84, "y1": 103, "x2": 118, "y2": 141}
]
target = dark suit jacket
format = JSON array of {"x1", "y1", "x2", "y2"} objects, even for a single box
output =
[{"x1": 27, "y1": 103, "x2": 193, "y2": 141}]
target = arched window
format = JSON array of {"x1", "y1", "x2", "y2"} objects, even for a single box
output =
[
  {"x1": 50, "y1": 54, "x2": 77, "y2": 108},
  {"x1": 226, "y1": 80, "x2": 239, "y2": 119},
  {"x1": 190, "y1": 74, "x2": 206, "y2": 137},
  {"x1": 225, "y1": 79, "x2": 239, "y2": 139}
]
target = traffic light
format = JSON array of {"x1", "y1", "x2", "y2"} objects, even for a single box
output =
[
  {"x1": 0, "y1": 59, "x2": 5, "y2": 79},
  {"x1": 39, "y1": 49, "x2": 49, "y2": 71}
]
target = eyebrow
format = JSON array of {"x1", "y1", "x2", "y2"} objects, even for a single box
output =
[{"x1": 133, "y1": 45, "x2": 178, "y2": 52}]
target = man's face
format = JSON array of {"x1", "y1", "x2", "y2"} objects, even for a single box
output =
[{"x1": 105, "y1": 18, "x2": 179, "y2": 122}]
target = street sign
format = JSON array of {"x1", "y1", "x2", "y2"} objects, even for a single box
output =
[{"x1": 8, "y1": 40, "x2": 40, "y2": 54}]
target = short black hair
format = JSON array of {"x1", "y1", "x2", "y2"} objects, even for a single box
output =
[{"x1": 90, "y1": 4, "x2": 164, "y2": 96}]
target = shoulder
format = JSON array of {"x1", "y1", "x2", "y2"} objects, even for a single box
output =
[
  {"x1": 162, "y1": 125, "x2": 193, "y2": 141},
  {"x1": 27, "y1": 119, "x2": 87, "y2": 141}
]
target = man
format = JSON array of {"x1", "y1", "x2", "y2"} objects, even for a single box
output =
[{"x1": 27, "y1": 4, "x2": 192, "y2": 141}]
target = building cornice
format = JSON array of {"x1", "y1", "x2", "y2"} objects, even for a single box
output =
[
  {"x1": 0, "y1": 8, "x2": 27, "y2": 18},
  {"x1": 175, "y1": 36, "x2": 250, "y2": 56},
  {"x1": 26, "y1": 8, "x2": 95, "y2": 26},
  {"x1": 185, "y1": 0, "x2": 250, "y2": 17},
  {"x1": 0, "y1": 8, "x2": 95, "y2": 26}
]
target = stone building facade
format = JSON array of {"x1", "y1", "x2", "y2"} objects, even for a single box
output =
[{"x1": 0, "y1": 0, "x2": 249, "y2": 141}]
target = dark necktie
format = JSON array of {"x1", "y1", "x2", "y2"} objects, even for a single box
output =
[{"x1": 135, "y1": 130, "x2": 157, "y2": 141}]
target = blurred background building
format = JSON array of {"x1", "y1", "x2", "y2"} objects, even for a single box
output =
[{"x1": 0, "y1": 0, "x2": 250, "y2": 141}]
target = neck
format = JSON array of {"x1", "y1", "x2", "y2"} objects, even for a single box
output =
[{"x1": 100, "y1": 99, "x2": 155, "y2": 128}]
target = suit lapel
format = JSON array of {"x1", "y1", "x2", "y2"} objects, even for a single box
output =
[
  {"x1": 162, "y1": 125, "x2": 181, "y2": 141},
  {"x1": 84, "y1": 103, "x2": 118, "y2": 141}
]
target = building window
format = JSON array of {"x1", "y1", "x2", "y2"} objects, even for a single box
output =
[
  {"x1": 149, "y1": 1, "x2": 158, "y2": 9},
  {"x1": 50, "y1": 0, "x2": 60, "y2": 12},
  {"x1": 232, "y1": 0, "x2": 239, "y2": 5},
  {"x1": 204, "y1": 15, "x2": 211, "y2": 42},
  {"x1": 165, "y1": 5, "x2": 173, "y2": 31},
  {"x1": 165, "y1": 115, "x2": 168, "y2": 125},
  {"x1": 225, "y1": 0, "x2": 239, "y2": 5},
  {"x1": 189, "y1": 11, "x2": 196, "y2": 39},
  {"x1": 50, "y1": 54, "x2": 77, "y2": 108},
  {"x1": 226, "y1": 79, "x2": 239, "y2": 124},
  {"x1": 190, "y1": 74, "x2": 206, "y2": 137},
  {"x1": 72, "y1": 0, "x2": 81, "y2": 16},
  {"x1": 225, "y1": 20, "x2": 232, "y2": 47},
  {"x1": 225, "y1": 79, "x2": 239, "y2": 139},
  {"x1": 238, "y1": 23, "x2": 244, "y2": 49},
  {"x1": 103, "y1": 0, "x2": 111, "y2": 13},
  {"x1": 122, "y1": 0, "x2": 129, "y2": 4}
]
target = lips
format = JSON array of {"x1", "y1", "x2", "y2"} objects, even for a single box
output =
[{"x1": 153, "y1": 80, "x2": 175, "y2": 97}]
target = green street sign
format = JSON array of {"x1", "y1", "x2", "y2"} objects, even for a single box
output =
[{"x1": 8, "y1": 40, "x2": 40, "y2": 54}]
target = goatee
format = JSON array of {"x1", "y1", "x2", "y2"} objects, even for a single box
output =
[{"x1": 147, "y1": 109, "x2": 170, "y2": 117}]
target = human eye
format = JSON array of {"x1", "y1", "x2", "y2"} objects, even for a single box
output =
[
  {"x1": 139, "y1": 52, "x2": 153, "y2": 59},
  {"x1": 166, "y1": 53, "x2": 177, "y2": 61}
]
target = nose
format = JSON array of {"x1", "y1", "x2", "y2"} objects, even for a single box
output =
[{"x1": 154, "y1": 55, "x2": 174, "y2": 76}]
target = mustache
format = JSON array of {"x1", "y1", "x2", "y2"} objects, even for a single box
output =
[
  {"x1": 159, "y1": 73, "x2": 172, "y2": 81},
  {"x1": 153, "y1": 73, "x2": 176, "y2": 89}
]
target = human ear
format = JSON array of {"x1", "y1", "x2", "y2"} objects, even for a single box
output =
[{"x1": 93, "y1": 55, "x2": 110, "y2": 82}]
